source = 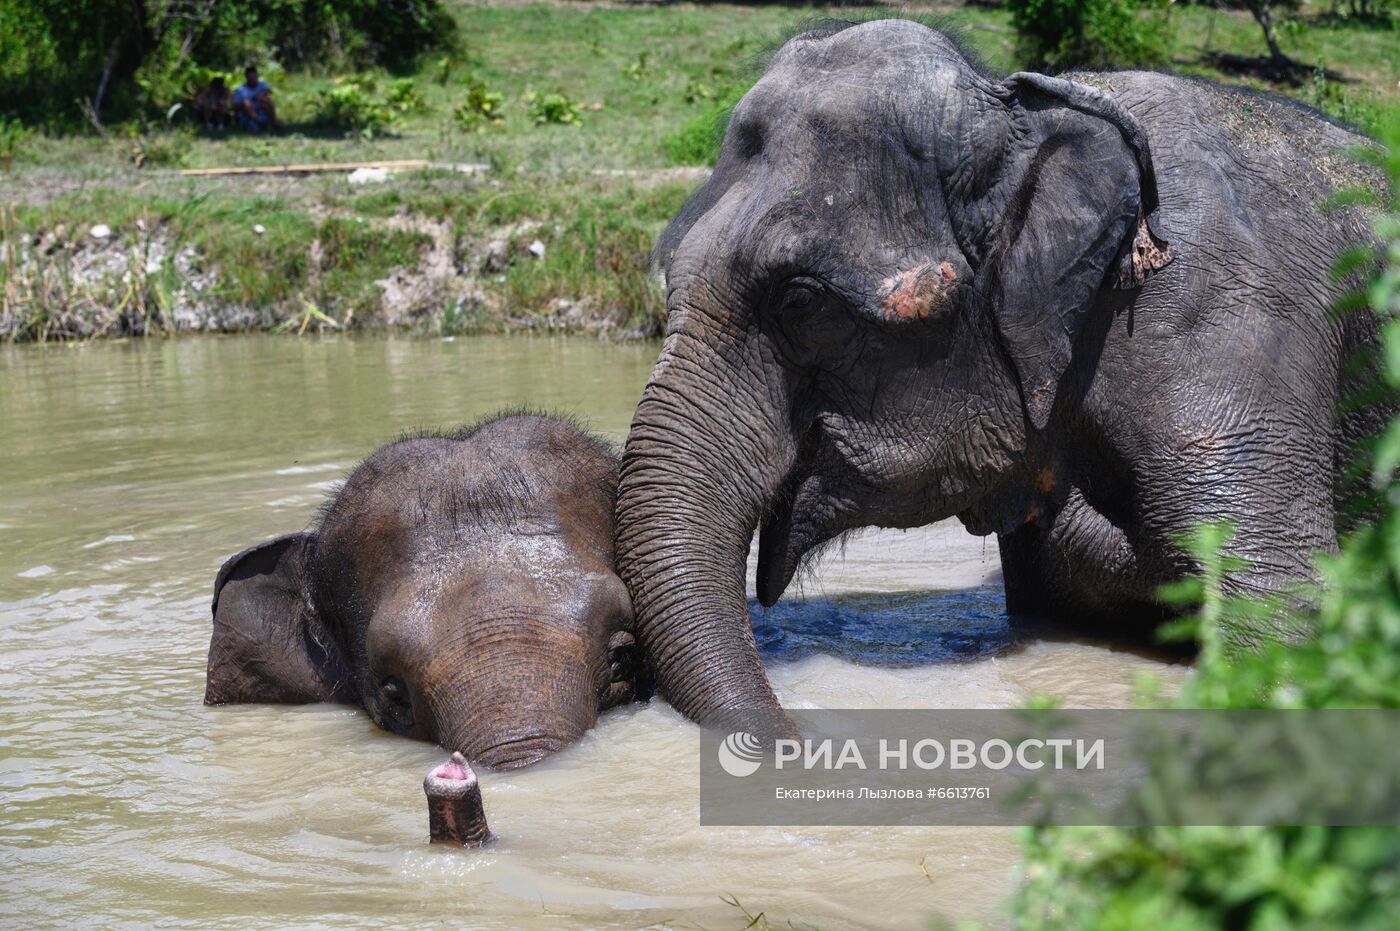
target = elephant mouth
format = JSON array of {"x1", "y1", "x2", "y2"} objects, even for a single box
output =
[
  {"x1": 756, "y1": 421, "x2": 845, "y2": 607},
  {"x1": 756, "y1": 507, "x2": 800, "y2": 608},
  {"x1": 468, "y1": 732, "x2": 571, "y2": 770},
  {"x1": 755, "y1": 477, "x2": 866, "y2": 608},
  {"x1": 756, "y1": 470, "x2": 822, "y2": 608},
  {"x1": 756, "y1": 433, "x2": 990, "y2": 607}
]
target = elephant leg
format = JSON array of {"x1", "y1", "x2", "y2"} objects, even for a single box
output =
[
  {"x1": 998, "y1": 488, "x2": 1168, "y2": 631},
  {"x1": 1133, "y1": 437, "x2": 1336, "y2": 645}
]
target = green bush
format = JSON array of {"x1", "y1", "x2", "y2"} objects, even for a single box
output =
[
  {"x1": 1330, "y1": 0, "x2": 1399, "y2": 21},
  {"x1": 123, "y1": 119, "x2": 193, "y2": 169},
  {"x1": 453, "y1": 79, "x2": 505, "y2": 132},
  {"x1": 316, "y1": 76, "x2": 393, "y2": 139},
  {"x1": 384, "y1": 78, "x2": 426, "y2": 115},
  {"x1": 525, "y1": 91, "x2": 583, "y2": 128},
  {"x1": 1012, "y1": 119, "x2": 1400, "y2": 930},
  {"x1": 622, "y1": 52, "x2": 651, "y2": 82},
  {"x1": 0, "y1": 117, "x2": 33, "y2": 172},
  {"x1": 683, "y1": 77, "x2": 718, "y2": 105},
  {"x1": 661, "y1": 83, "x2": 750, "y2": 167},
  {"x1": 1304, "y1": 64, "x2": 1392, "y2": 139},
  {"x1": 0, "y1": 0, "x2": 454, "y2": 128},
  {"x1": 1007, "y1": 0, "x2": 1174, "y2": 70}
]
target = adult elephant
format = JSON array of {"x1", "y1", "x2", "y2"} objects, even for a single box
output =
[{"x1": 615, "y1": 18, "x2": 1386, "y2": 729}]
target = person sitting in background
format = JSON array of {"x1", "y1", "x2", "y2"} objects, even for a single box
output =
[
  {"x1": 233, "y1": 66, "x2": 277, "y2": 132},
  {"x1": 194, "y1": 76, "x2": 231, "y2": 129}
]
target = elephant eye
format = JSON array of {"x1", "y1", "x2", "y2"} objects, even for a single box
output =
[
  {"x1": 778, "y1": 281, "x2": 823, "y2": 314},
  {"x1": 376, "y1": 675, "x2": 415, "y2": 733},
  {"x1": 765, "y1": 277, "x2": 856, "y2": 364}
]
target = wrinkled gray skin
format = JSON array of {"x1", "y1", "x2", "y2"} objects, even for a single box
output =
[
  {"x1": 615, "y1": 19, "x2": 1387, "y2": 731},
  {"x1": 205, "y1": 415, "x2": 645, "y2": 769}
]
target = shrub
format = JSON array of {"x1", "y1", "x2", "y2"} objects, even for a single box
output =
[
  {"x1": 0, "y1": 0, "x2": 453, "y2": 128},
  {"x1": 316, "y1": 75, "x2": 393, "y2": 138},
  {"x1": 1304, "y1": 64, "x2": 1392, "y2": 152},
  {"x1": 683, "y1": 77, "x2": 718, "y2": 104},
  {"x1": 123, "y1": 119, "x2": 192, "y2": 168},
  {"x1": 0, "y1": 117, "x2": 33, "y2": 172},
  {"x1": 525, "y1": 91, "x2": 582, "y2": 127},
  {"x1": 384, "y1": 78, "x2": 426, "y2": 114},
  {"x1": 1330, "y1": 0, "x2": 1398, "y2": 21},
  {"x1": 622, "y1": 52, "x2": 651, "y2": 82},
  {"x1": 662, "y1": 83, "x2": 749, "y2": 166},
  {"x1": 453, "y1": 79, "x2": 505, "y2": 132},
  {"x1": 1012, "y1": 118, "x2": 1400, "y2": 930},
  {"x1": 1007, "y1": 0, "x2": 1174, "y2": 71},
  {"x1": 433, "y1": 55, "x2": 454, "y2": 87}
]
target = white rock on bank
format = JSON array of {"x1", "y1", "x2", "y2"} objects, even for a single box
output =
[
  {"x1": 253, "y1": 224, "x2": 266, "y2": 235},
  {"x1": 90, "y1": 224, "x2": 112, "y2": 240},
  {"x1": 527, "y1": 239, "x2": 546, "y2": 259},
  {"x1": 348, "y1": 167, "x2": 390, "y2": 185},
  {"x1": 483, "y1": 239, "x2": 509, "y2": 273}
]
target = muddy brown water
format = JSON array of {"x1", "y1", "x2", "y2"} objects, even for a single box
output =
[{"x1": 0, "y1": 335, "x2": 1188, "y2": 929}]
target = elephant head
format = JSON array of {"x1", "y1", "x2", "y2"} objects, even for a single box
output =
[
  {"x1": 616, "y1": 20, "x2": 1170, "y2": 728},
  {"x1": 206, "y1": 416, "x2": 646, "y2": 769}
]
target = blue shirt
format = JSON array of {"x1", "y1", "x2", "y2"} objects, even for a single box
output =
[{"x1": 233, "y1": 81, "x2": 270, "y2": 118}]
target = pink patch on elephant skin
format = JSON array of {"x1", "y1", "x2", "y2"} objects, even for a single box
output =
[{"x1": 876, "y1": 261, "x2": 958, "y2": 320}]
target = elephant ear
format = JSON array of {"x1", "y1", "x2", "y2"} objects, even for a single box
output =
[
  {"x1": 988, "y1": 72, "x2": 1172, "y2": 430},
  {"x1": 204, "y1": 532, "x2": 352, "y2": 705}
]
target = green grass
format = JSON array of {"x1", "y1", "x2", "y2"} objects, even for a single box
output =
[
  {"x1": 1169, "y1": 4, "x2": 1399, "y2": 135},
  {"x1": 2, "y1": 2, "x2": 1396, "y2": 342},
  {"x1": 6, "y1": 4, "x2": 1396, "y2": 172},
  {"x1": 1, "y1": 171, "x2": 694, "y2": 339},
  {"x1": 5, "y1": 3, "x2": 817, "y2": 177},
  {"x1": 17, "y1": 2, "x2": 1390, "y2": 178}
]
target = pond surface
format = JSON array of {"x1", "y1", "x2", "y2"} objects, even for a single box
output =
[{"x1": 0, "y1": 335, "x2": 1187, "y2": 929}]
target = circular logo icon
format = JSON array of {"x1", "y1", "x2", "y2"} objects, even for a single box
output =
[{"x1": 717, "y1": 731, "x2": 764, "y2": 778}]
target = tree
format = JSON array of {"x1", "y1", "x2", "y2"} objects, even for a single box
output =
[
  {"x1": 1007, "y1": 0, "x2": 1174, "y2": 72},
  {"x1": 0, "y1": 0, "x2": 456, "y2": 128},
  {"x1": 1236, "y1": 0, "x2": 1300, "y2": 65}
]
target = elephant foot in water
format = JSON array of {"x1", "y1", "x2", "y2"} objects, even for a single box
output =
[{"x1": 424, "y1": 752, "x2": 492, "y2": 847}]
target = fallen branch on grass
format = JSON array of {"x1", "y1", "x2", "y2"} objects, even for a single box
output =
[{"x1": 177, "y1": 159, "x2": 488, "y2": 177}]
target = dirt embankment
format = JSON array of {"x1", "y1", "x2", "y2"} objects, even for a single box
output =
[
  {"x1": 1, "y1": 212, "x2": 639, "y2": 342},
  {"x1": 1, "y1": 166, "x2": 712, "y2": 343}
]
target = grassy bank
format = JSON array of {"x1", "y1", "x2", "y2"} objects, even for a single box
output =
[
  {"x1": 2, "y1": 170, "x2": 698, "y2": 340},
  {"x1": 2, "y1": 1, "x2": 1397, "y2": 341}
]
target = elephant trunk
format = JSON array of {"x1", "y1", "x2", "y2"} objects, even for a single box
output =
[
  {"x1": 424, "y1": 752, "x2": 491, "y2": 847},
  {"x1": 616, "y1": 325, "x2": 797, "y2": 735},
  {"x1": 424, "y1": 616, "x2": 601, "y2": 770}
]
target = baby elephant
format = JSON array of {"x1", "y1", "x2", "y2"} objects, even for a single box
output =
[{"x1": 205, "y1": 414, "x2": 646, "y2": 769}]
